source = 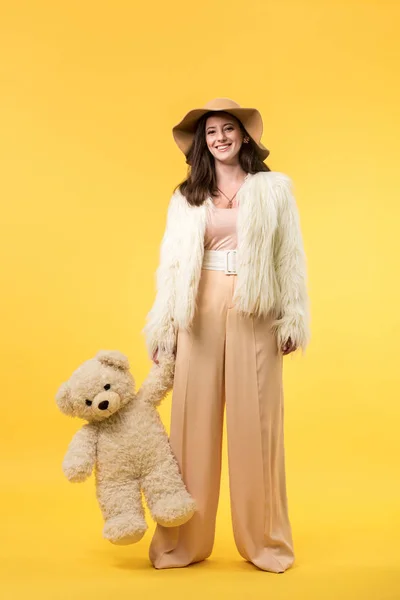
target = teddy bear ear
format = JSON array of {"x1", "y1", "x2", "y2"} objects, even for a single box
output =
[
  {"x1": 95, "y1": 350, "x2": 130, "y2": 371},
  {"x1": 55, "y1": 381, "x2": 73, "y2": 415}
]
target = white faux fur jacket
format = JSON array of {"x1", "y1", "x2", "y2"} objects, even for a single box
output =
[{"x1": 143, "y1": 170, "x2": 311, "y2": 357}]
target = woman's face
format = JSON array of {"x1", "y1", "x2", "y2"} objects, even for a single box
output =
[{"x1": 205, "y1": 113, "x2": 244, "y2": 164}]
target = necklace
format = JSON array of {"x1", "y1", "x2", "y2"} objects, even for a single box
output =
[{"x1": 215, "y1": 173, "x2": 249, "y2": 209}]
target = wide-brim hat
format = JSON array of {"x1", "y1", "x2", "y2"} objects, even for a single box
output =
[{"x1": 172, "y1": 97, "x2": 270, "y2": 162}]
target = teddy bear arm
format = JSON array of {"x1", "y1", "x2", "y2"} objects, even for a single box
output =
[
  {"x1": 63, "y1": 423, "x2": 98, "y2": 483},
  {"x1": 136, "y1": 357, "x2": 175, "y2": 408}
]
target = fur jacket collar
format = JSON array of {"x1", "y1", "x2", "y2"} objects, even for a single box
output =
[{"x1": 143, "y1": 170, "x2": 310, "y2": 357}]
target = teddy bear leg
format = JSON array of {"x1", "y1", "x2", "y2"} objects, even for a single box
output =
[
  {"x1": 141, "y1": 455, "x2": 196, "y2": 528},
  {"x1": 97, "y1": 476, "x2": 148, "y2": 545}
]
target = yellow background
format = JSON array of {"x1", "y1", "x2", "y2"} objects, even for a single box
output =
[{"x1": 1, "y1": 1, "x2": 399, "y2": 598}]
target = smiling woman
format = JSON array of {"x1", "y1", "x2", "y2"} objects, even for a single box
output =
[{"x1": 144, "y1": 98, "x2": 310, "y2": 573}]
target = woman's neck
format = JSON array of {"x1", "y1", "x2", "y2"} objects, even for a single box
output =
[{"x1": 214, "y1": 163, "x2": 248, "y2": 188}]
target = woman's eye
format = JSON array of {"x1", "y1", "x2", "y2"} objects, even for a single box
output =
[
  {"x1": 85, "y1": 399, "x2": 92, "y2": 406},
  {"x1": 104, "y1": 384, "x2": 111, "y2": 390},
  {"x1": 207, "y1": 126, "x2": 233, "y2": 135}
]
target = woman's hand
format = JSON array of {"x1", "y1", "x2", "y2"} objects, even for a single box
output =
[
  {"x1": 281, "y1": 336, "x2": 297, "y2": 355},
  {"x1": 152, "y1": 348, "x2": 160, "y2": 365},
  {"x1": 152, "y1": 345, "x2": 178, "y2": 365}
]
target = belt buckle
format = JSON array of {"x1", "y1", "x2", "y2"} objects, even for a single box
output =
[{"x1": 224, "y1": 250, "x2": 236, "y2": 275}]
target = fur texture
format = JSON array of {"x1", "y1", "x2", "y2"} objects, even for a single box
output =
[
  {"x1": 143, "y1": 171, "x2": 311, "y2": 357},
  {"x1": 55, "y1": 350, "x2": 196, "y2": 545}
]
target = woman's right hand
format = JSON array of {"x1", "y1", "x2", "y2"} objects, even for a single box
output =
[
  {"x1": 152, "y1": 348, "x2": 159, "y2": 365},
  {"x1": 152, "y1": 345, "x2": 177, "y2": 365}
]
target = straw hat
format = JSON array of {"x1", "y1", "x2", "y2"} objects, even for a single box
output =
[{"x1": 172, "y1": 97, "x2": 270, "y2": 162}]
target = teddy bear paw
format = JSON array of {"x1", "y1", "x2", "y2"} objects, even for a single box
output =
[
  {"x1": 103, "y1": 514, "x2": 148, "y2": 545},
  {"x1": 63, "y1": 461, "x2": 92, "y2": 483},
  {"x1": 152, "y1": 495, "x2": 196, "y2": 528}
]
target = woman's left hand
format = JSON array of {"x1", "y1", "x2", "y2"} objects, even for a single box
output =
[{"x1": 281, "y1": 336, "x2": 297, "y2": 355}]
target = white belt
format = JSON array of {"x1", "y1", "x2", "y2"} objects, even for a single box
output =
[{"x1": 202, "y1": 249, "x2": 237, "y2": 275}]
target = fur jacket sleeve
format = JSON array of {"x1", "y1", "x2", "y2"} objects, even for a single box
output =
[
  {"x1": 142, "y1": 191, "x2": 183, "y2": 359},
  {"x1": 269, "y1": 175, "x2": 311, "y2": 354}
]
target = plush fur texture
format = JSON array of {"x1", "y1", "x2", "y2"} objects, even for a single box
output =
[
  {"x1": 143, "y1": 170, "x2": 311, "y2": 358},
  {"x1": 55, "y1": 350, "x2": 196, "y2": 545}
]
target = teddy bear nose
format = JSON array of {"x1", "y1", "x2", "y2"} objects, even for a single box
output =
[{"x1": 98, "y1": 400, "x2": 109, "y2": 410}]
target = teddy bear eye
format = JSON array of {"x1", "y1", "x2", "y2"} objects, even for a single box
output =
[
  {"x1": 104, "y1": 384, "x2": 111, "y2": 390},
  {"x1": 85, "y1": 399, "x2": 92, "y2": 406}
]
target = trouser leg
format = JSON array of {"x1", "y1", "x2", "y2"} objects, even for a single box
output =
[
  {"x1": 149, "y1": 269, "x2": 229, "y2": 569},
  {"x1": 225, "y1": 277, "x2": 295, "y2": 573}
]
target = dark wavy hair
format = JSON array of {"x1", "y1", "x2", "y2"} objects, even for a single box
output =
[{"x1": 173, "y1": 111, "x2": 271, "y2": 207}]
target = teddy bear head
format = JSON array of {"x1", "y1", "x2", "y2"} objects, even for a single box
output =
[{"x1": 56, "y1": 350, "x2": 136, "y2": 422}]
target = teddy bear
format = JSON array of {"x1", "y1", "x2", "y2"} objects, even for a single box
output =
[{"x1": 55, "y1": 349, "x2": 196, "y2": 545}]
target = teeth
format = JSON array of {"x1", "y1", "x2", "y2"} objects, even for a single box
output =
[{"x1": 217, "y1": 144, "x2": 230, "y2": 150}]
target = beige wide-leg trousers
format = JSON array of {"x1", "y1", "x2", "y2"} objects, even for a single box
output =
[{"x1": 149, "y1": 267, "x2": 295, "y2": 573}]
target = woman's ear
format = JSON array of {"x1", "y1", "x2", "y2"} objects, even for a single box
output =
[
  {"x1": 95, "y1": 350, "x2": 130, "y2": 371},
  {"x1": 55, "y1": 381, "x2": 73, "y2": 415}
]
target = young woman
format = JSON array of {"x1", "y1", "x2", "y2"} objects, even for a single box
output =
[{"x1": 143, "y1": 97, "x2": 310, "y2": 573}]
